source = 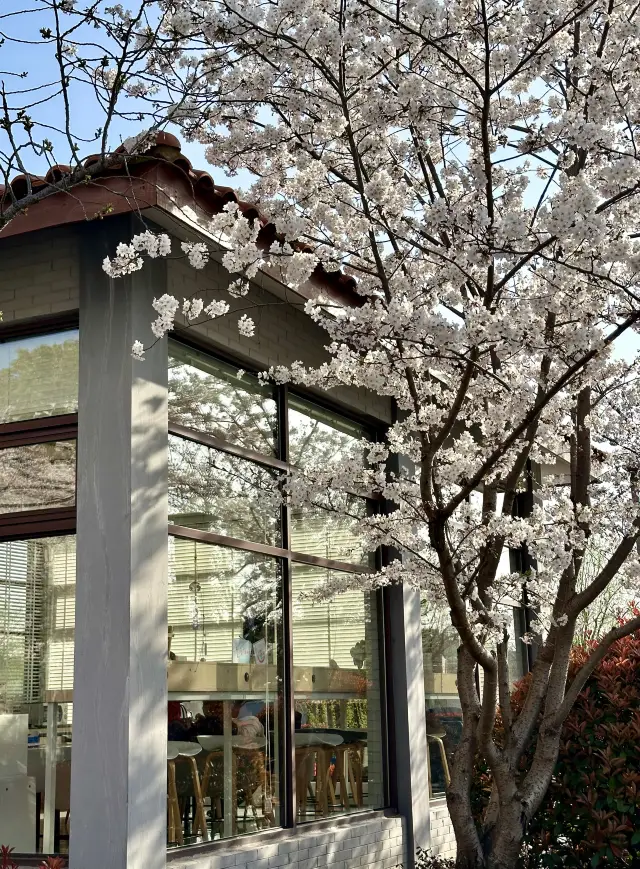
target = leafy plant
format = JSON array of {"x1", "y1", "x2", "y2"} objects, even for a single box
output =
[
  {"x1": 473, "y1": 613, "x2": 640, "y2": 868},
  {"x1": 415, "y1": 848, "x2": 456, "y2": 869},
  {"x1": 0, "y1": 846, "x2": 66, "y2": 869},
  {"x1": 0, "y1": 847, "x2": 18, "y2": 869}
]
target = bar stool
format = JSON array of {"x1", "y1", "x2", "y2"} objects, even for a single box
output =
[
  {"x1": 294, "y1": 732, "x2": 343, "y2": 818},
  {"x1": 167, "y1": 741, "x2": 209, "y2": 845},
  {"x1": 426, "y1": 730, "x2": 451, "y2": 797}
]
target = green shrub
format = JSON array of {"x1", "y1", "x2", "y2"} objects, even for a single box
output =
[{"x1": 474, "y1": 612, "x2": 640, "y2": 868}]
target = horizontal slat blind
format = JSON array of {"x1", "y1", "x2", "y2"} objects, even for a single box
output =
[
  {"x1": 0, "y1": 540, "x2": 29, "y2": 709},
  {"x1": 291, "y1": 565, "x2": 366, "y2": 670},
  {"x1": 168, "y1": 537, "x2": 277, "y2": 664},
  {"x1": 45, "y1": 539, "x2": 76, "y2": 693},
  {"x1": 0, "y1": 536, "x2": 75, "y2": 712}
]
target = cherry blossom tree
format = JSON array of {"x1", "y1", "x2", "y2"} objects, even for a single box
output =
[
  {"x1": 5, "y1": 0, "x2": 640, "y2": 866},
  {"x1": 105, "y1": 1, "x2": 640, "y2": 865}
]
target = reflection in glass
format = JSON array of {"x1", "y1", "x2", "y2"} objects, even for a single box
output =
[
  {"x1": 288, "y1": 396, "x2": 367, "y2": 471},
  {"x1": 168, "y1": 436, "x2": 280, "y2": 546},
  {"x1": 503, "y1": 605, "x2": 526, "y2": 685},
  {"x1": 425, "y1": 699, "x2": 461, "y2": 797},
  {"x1": 169, "y1": 343, "x2": 278, "y2": 456},
  {"x1": 167, "y1": 539, "x2": 283, "y2": 844},
  {"x1": 421, "y1": 597, "x2": 527, "y2": 797},
  {"x1": 0, "y1": 441, "x2": 76, "y2": 514},
  {"x1": 0, "y1": 536, "x2": 75, "y2": 853},
  {"x1": 290, "y1": 495, "x2": 369, "y2": 565},
  {"x1": 0, "y1": 331, "x2": 79, "y2": 424},
  {"x1": 291, "y1": 565, "x2": 384, "y2": 821},
  {"x1": 421, "y1": 599, "x2": 459, "y2": 697}
]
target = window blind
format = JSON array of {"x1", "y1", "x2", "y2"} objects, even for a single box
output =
[{"x1": 0, "y1": 536, "x2": 75, "y2": 712}]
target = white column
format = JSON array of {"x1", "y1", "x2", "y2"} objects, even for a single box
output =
[
  {"x1": 70, "y1": 218, "x2": 168, "y2": 869},
  {"x1": 386, "y1": 583, "x2": 431, "y2": 862}
]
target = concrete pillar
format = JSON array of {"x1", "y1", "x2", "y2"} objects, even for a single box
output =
[
  {"x1": 386, "y1": 583, "x2": 430, "y2": 864},
  {"x1": 384, "y1": 426, "x2": 430, "y2": 866},
  {"x1": 70, "y1": 218, "x2": 168, "y2": 869}
]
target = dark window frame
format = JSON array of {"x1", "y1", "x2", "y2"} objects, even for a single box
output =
[{"x1": 2, "y1": 318, "x2": 391, "y2": 859}]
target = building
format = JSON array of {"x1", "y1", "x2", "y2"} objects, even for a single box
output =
[{"x1": 0, "y1": 134, "x2": 527, "y2": 869}]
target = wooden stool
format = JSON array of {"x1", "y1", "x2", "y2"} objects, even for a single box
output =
[
  {"x1": 326, "y1": 745, "x2": 350, "y2": 812},
  {"x1": 167, "y1": 741, "x2": 209, "y2": 844},
  {"x1": 347, "y1": 742, "x2": 365, "y2": 808},
  {"x1": 426, "y1": 732, "x2": 450, "y2": 797},
  {"x1": 167, "y1": 748, "x2": 183, "y2": 846}
]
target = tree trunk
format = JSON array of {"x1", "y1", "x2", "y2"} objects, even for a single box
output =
[
  {"x1": 452, "y1": 807, "x2": 525, "y2": 869},
  {"x1": 485, "y1": 804, "x2": 525, "y2": 869}
]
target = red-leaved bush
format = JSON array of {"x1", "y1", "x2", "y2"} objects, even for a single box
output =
[
  {"x1": 474, "y1": 611, "x2": 640, "y2": 867},
  {"x1": 1, "y1": 845, "x2": 65, "y2": 869}
]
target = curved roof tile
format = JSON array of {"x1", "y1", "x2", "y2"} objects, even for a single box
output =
[{"x1": 0, "y1": 131, "x2": 359, "y2": 305}]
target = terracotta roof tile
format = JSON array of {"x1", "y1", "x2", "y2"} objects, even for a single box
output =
[{"x1": 0, "y1": 131, "x2": 358, "y2": 304}]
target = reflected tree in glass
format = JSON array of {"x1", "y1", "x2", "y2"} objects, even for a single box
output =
[
  {"x1": 169, "y1": 344, "x2": 277, "y2": 456},
  {"x1": 0, "y1": 332, "x2": 79, "y2": 424},
  {"x1": 169, "y1": 436, "x2": 281, "y2": 546},
  {"x1": 0, "y1": 441, "x2": 76, "y2": 514}
]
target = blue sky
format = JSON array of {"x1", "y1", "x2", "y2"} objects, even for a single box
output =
[{"x1": 0, "y1": 1, "x2": 209, "y2": 173}]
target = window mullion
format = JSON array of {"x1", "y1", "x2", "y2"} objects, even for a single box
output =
[{"x1": 277, "y1": 384, "x2": 296, "y2": 829}]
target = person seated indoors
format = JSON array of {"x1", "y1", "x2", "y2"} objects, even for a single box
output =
[
  {"x1": 194, "y1": 700, "x2": 227, "y2": 736},
  {"x1": 233, "y1": 699, "x2": 265, "y2": 745}
]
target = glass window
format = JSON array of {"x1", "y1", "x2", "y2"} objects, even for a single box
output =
[
  {"x1": 288, "y1": 396, "x2": 366, "y2": 471},
  {"x1": 0, "y1": 331, "x2": 79, "y2": 424},
  {"x1": 421, "y1": 596, "x2": 527, "y2": 798},
  {"x1": 167, "y1": 538, "x2": 284, "y2": 845},
  {"x1": 288, "y1": 397, "x2": 373, "y2": 566},
  {"x1": 0, "y1": 441, "x2": 76, "y2": 514},
  {"x1": 169, "y1": 436, "x2": 281, "y2": 546},
  {"x1": 425, "y1": 698, "x2": 461, "y2": 798},
  {"x1": 503, "y1": 605, "x2": 527, "y2": 685},
  {"x1": 290, "y1": 495, "x2": 370, "y2": 565},
  {"x1": 0, "y1": 536, "x2": 75, "y2": 853},
  {"x1": 291, "y1": 564, "x2": 384, "y2": 820},
  {"x1": 422, "y1": 596, "x2": 461, "y2": 798},
  {"x1": 169, "y1": 343, "x2": 277, "y2": 456}
]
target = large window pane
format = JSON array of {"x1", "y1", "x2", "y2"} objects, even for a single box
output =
[
  {"x1": 169, "y1": 343, "x2": 277, "y2": 456},
  {"x1": 167, "y1": 538, "x2": 284, "y2": 845},
  {"x1": 292, "y1": 564, "x2": 384, "y2": 820},
  {"x1": 169, "y1": 436, "x2": 280, "y2": 546},
  {"x1": 421, "y1": 596, "x2": 461, "y2": 798},
  {"x1": 421, "y1": 596, "x2": 526, "y2": 798},
  {"x1": 290, "y1": 495, "x2": 370, "y2": 565},
  {"x1": 288, "y1": 396, "x2": 367, "y2": 470},
  {"x1": 0, "y1": 536, "x2": 75, "y2": 853},
  {"x1": 0, "y1": 331, "x2": 79, "y2": 424},
  {"x1": 288, "y1": 398, "x2": 373, "y2": 566},
  {"x1": 0, "y1": 441, "x2": 76, "y2": 514}
]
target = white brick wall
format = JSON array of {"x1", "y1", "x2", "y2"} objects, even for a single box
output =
[
  {"x1": 0, "y1": 227, "x2": 80, "y2": 321},
  {"x1": 168, "y1": 814, "x2": 405, "y2": 869},
  {"x1": 428, "y1": 800, "x2": 456, "y2": 861}
]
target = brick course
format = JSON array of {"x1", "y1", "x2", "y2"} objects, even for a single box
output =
[
  {"x1": 0, "y1": 227, "x2": 80, "y2": 321},
  {"x1": 169, "y1": 815, "x2": 405, "y2": 869}
]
